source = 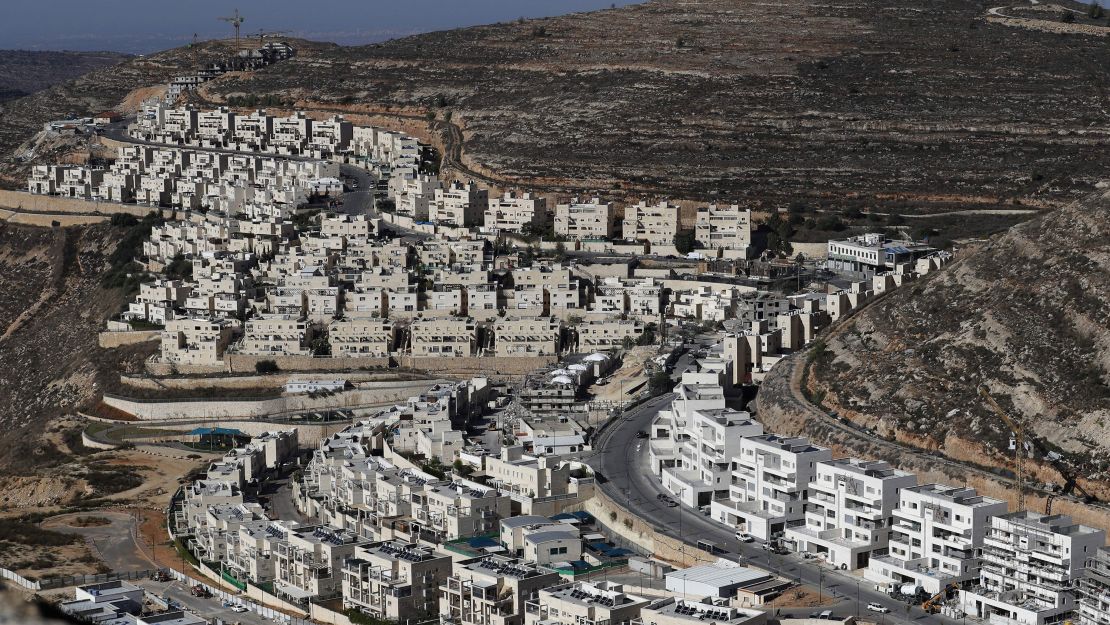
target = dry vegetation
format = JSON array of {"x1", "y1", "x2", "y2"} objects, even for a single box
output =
[
  {"x1": 196, "y1": 0, "x2": 1110, "y2": 226},
  {"x1": 0, "y1": 50, "x2": 130, "y2": 103}
]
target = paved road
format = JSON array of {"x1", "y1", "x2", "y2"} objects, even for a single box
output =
[
  {"x1": 143, "y1": 578, "x2": 275, "y2": 625},
  {"x1": 587, "y1": 394, "x2": 967, "y2": 625},
  {"x1": 266, "y1": 475, "x2": 313, "y2": 526}
]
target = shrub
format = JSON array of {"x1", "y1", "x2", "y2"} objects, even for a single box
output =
[{"x1": 255, "y1": 360, "x2": 280, "y2": 374}]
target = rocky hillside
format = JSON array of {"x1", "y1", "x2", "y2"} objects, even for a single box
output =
[
  {"x1": 199, "y1": 0, "x2": 1110, "y2": 232},
  {"x1": 0, "y1": 50, "x2": 130, "y2": 103},
  {"x1": 0, "y1": 223, "x2": 153, "y2": 473},
  {"x1": 807, "y1": 187, "x2": 1110, "y2": 491}
]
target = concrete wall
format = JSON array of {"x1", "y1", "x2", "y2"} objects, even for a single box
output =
[
  {"x1": 98, "y1": 330, "x2": 160, "y2": 348},
  {"x1": 573, "y1": 485, "x2": 726, "y2": 568},
  {"x1": 120, "y1": 371, "x2": 429, "y2": 392},
  {"x1": 80, "y1": 430, "x2": 120, "y2": 450},
  {"x1": 402, "y1": 355, "x2": 555, "y2": 376},
  {"x1": 102, "y1": 380, "x2": 439, "y2": 420},
  {"x1": 788, "y1": 241, "x2": 829, "y2": 260},
  {"x1": 0, "y1": 190, "x2": 166, "y2": 218}
]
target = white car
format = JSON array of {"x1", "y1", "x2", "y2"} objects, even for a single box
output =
[
  {"x1": 735, "y1": 532, "x2": 755, "y2": 543},
  {"x1": 866, "y1": 602, "x2": 891, "y2": 613},
  {"x1": 230, "y1": 605, "x2": 249, "y2": 613}
]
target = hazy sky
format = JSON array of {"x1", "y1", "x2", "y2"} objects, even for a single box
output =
[{"x1": 1, "y1": 1, "x2": 638, "y2": 54}]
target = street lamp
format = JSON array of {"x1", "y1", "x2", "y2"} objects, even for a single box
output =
[{"x1": 855, "y1": 580, "x2": 860, "y2": 619}]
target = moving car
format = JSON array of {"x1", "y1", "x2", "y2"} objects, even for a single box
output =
[
  {"x1": 866, "y1": 603, "x2": 891, "y2": 614},
  {"x1": 230, "y1": 604, "x2": 249, "y2": 613},
  {"x1": 735, "y1": 532, "x2": 755, "y2": 543}
]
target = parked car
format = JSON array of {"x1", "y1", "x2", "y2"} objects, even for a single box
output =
[
  {"x1": 867, "y1": 603, "x2": 891, "y2": 614},
  {"x1": 735, "y1": 532, "x2": 755, "y2": 543},
  {"x1": 230, "y1": 604, "x2": 248, "y2": 613}
]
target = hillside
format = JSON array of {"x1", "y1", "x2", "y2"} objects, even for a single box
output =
[
  {"x1": 0, "y1": 50, "x2": 130, "y2": 103},
  {"x1": 197, "y1": 0, "x2": 1110, "y2": 239},
  {"x1": 803, "y1": 187, "x2": 1110, "y2": 492},
  {"x1": 0, "y1": 223, "x2": 153, "y2": 472}
]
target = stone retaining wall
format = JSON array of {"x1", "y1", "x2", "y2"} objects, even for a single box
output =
[
  {"x1": 98, "y1": 330, "x2": 160, "y2": 348},
  {"x1": 0, "y1": 190, "x2": 166, "y2": 218},
  {"x1": 0, "y1": 208, "x2": 108, "y2": 226}
]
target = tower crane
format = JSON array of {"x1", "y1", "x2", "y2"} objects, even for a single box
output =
[
  {"x1": 978, "y1": 385, "x2": 1097, "y2": 513},
  {"x1": 219, "y1": 9, "x2": 246, "y2": 50},
  {"x1": 978, "y1": 385, "x2": 1028, "y2": 511}
]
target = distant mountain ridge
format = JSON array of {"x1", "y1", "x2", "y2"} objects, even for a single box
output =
[{"x1": 0, "y1": 50, "x2": 131, "y2": 104}]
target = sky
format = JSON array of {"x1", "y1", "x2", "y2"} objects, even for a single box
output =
[{"x1": 1, "y1": 1, "x2": 639, "y2": 54}]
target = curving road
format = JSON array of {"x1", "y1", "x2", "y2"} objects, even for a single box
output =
[{"x1": 587, "y1": 392, "x2": 965, "y2": 624}]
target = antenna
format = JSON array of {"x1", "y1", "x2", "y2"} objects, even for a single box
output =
[{"x1": 219, "y1": 8, "x2": 246, "y2": 50}]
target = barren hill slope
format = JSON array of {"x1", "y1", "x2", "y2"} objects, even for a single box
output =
[
  {"x1": 203, "y1": 0, "x2": 1110, "y2": 229},
  {"x1": 0, "y1": 50, "x2": 130, "y2": 103},
  {"x1": 0, "y1": 223, "x2": 153, "y2": 472},
  {"x1": 806, "y1": 187, "x2": 1110, "y2": 489}
]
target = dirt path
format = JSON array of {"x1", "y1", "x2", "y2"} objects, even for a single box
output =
[{"x1": 43, "y1": 511, "x2": 157, "y2": 572}]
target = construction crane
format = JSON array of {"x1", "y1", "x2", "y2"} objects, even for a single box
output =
[
  {"x1": 219, "y1": 9, "x2": 246, "y2": 50},
  {"x1": 978, "y1": 385, "x2": 1028, "y2": 511},
  {"x1": 979, "y1": 385, "x2": 1097, "y2": 513}
]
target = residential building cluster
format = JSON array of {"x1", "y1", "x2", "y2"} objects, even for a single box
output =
[{"x1": 645, "y1": 341, "x2": 1107, "y2": 625}]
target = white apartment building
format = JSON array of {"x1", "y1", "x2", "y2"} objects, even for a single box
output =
[
  {"x1": 433, "y1": 180, "x2": 489, "y2": 227},
  {"x1": 410, "y1": 317, "x2": 477, "y2": 357},
  {"x1": 329, "y1": 318, "x2": 394, "y2": 357},
  {"x1": 554, "y1": 197, "x2": 617, "y2": 241},
  {"x1": 494, "y1": 316, "x2": 562, "y2": 357},
  {"x1": 650, "y1": 379, "x2": 763, "y2": 508},
  {"x1": 241, "y1": 314, "x2": 311, "y2": 356},
  {"x1": 622, "y1": 200, "x2": 683, "y2": 247},
  {"x1": 525, "y1": 581, "x2": 648, "y2": 625},
  {"x1": 274, "y1": 525, "x2": 368, "y2": 603},
  {"x1": 576, "y1": 319, "x2": 644, "y2": 351},
  {"x1": 960, "y1": 511, "x2": 1105, "y2": 625},
  {"x1": 486, "y1": 191, "x2": 547, "y2": 232},
  {"x1": 695, "y1": 204, "x2": 752, "y2": 257},
  {"x1": 441, "y1": 556, "x2": 562, "y2": 625},
  {"x1": 1077, "y1": 546, "x2": 1110, "y2": 625},
  {"x1": 866, "y1": 484, "x2": 1008, "y2": 595},
  {"x1": 394, "y1": 174, "x2": 441, "y2": 221},
  {"x1": 342, "y1": 541, "x2": 452, "y2": 621},
  {"x1": 826, "y1": 232, "x2": 936, "y2": 278},
  {"x1": 421, "y1": 480, "x2": 511, "y2": 540},
  {"x1": 712, "y1": 435, "x2": 832, "y2": 541},
  {"x1": 485, "y1": 446, "x2": 571, "y2": 501},
  {"x1": 785, "y1": 458, "x2": 918, "y2": 570},
  {"x1": 160, "y1": 318, "x2": 238, "y2": 365}
]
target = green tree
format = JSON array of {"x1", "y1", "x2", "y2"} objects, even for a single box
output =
[
  {"x1": 1088, "y1": 1, "x2": 1103, "y2": 19},
  {"x1": 674, "y1": 230, "x2": 696, "y2": 254},
  {"x1": 649, "y1": 371, "x2": 673, "y2": 395}
]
